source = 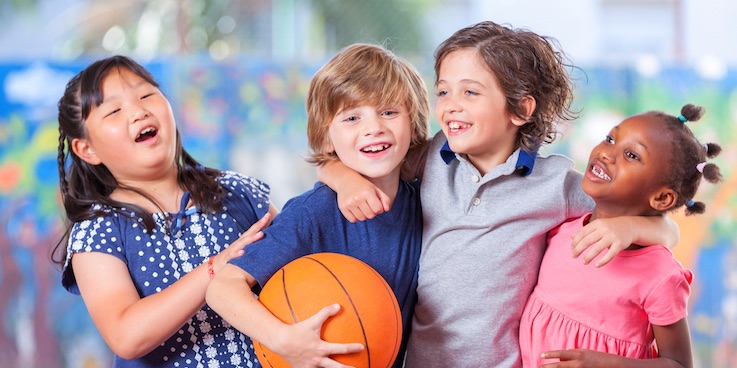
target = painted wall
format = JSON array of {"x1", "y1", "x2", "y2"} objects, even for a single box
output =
[{"x1": 1, "y1": 58, "x2": 735, "y2": 367}]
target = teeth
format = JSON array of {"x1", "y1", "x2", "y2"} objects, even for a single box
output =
[
  {"x1": 138, "y1": 127, "x2": 154, "y2": 138},
  {"x1": 362, "y1": 144, "x2": 388, "y2": 152},
  {"x1": 448, "y1": 121, "x2": 471, "y2": 131},
  {"x1": 591, "y1": 165, "x2": 611, "y2": 181}
]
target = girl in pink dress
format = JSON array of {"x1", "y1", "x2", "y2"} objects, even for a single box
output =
[{"x1": 519, "y1": 104, "x2": 723, "y2": 368}]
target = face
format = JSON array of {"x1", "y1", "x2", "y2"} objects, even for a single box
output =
[
  {"x1": 435, "y1": 48, "x2": 526, "y2": 172},
  {"x1": 72, "y1": 67, "x2": 177, "y2": 184},
  {"x1": 325, "y1": 104, "x2": 411, "y2": 186},
  {"x1": 582, "y1": 115, "x2": 672, "y2": 216}
]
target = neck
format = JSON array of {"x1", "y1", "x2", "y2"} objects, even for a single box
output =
[
  {"x1": 465, "y1": 139, "x2": 517, "y2": 177},
  {"x1": 110, "y1": 167, "x2": 185, "y2": 213}
]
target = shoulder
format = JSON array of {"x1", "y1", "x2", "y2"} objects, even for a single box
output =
[
  {"x1": 282, "y1": 182, "x2": 337, "y2": 210},
  {"x1": 218, "y1": 170, "x2": 270, "y2": 196}
]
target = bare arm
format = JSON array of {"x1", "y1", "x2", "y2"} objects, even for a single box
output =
[
  {"x1": 205, "y1": 264, "x2": 363, "y2": 368},
  {"x1": 572, "y1": 215, "x2": 680, "y2": 267},
  {"x1": 72, "y1": 210, "x2": 272, "y2": 359},
  {"x1": 540, "y1": 319, "x2": 692, "y2": 368}
]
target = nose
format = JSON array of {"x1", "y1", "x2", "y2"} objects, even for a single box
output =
[
  {"x1": 441, "y1": 94, "x2": 462, "y2": 114},
  {"x1": 129, "y1": 103, "x2": 149, "y2": 124},
  {"x1": 362, "y1": 115, "x2": 385, "y2": 136},
  {"x1": 599, "y1": 145, "x2": 615, "y2": 163}
]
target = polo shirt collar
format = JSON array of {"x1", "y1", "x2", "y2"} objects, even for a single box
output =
[{"x1": 439, "y1": 141, "x2": 536, "y2": 177}]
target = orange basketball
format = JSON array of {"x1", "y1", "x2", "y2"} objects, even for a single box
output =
[{"x1": 253, "y1": 252, "x2": 402, "y2": 368}]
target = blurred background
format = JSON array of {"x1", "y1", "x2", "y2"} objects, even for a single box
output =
[{"x1": 1, "y1": 0, "x2": 736, "y2": 367}]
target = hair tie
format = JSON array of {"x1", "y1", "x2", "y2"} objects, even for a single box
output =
[
  {"x1": 696, "y1": 162, "x2": 706, "y2": 173},
  {"x1": 686, "y1": 199, "x2": 695, "y2": 208},
  {"x1": 677, "y1": 115, "x2": 688, "y2": 123}
]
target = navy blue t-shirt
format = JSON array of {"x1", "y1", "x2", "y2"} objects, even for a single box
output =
[{"x1": 231, "y1": 180, "x2": 422, "y2": 367}]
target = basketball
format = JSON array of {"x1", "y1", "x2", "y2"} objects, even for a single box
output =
[{"x1": 253, "y1": 252, "x2": 402, "y2": 368}]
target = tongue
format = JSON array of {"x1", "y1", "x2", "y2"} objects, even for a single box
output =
[{"x1": 136, "y1": 131, "x2": 156, "y2": 142}]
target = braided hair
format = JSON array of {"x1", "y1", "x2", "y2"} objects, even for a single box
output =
[{"x1": 52, "y1": 55, "x2": 224, "y2": 266}]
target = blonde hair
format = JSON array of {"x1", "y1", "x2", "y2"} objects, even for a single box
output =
[{"x1": 306, "y1": 43, "x2": 430, "y2": 165}]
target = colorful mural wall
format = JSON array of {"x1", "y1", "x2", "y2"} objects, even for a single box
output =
[{"x1": 0, "y1": 58, "x2": 735, "y2": 367}]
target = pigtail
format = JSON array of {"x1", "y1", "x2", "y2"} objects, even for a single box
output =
[
  {"x1": 705, "y1": 142, "x2": 721, "y2": 158},
  {"x1": 684, "y1": 200, "x2": 706, "y2": 216}
]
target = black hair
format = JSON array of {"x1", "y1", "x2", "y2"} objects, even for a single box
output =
[
  {"x1": 52, "y1": 55, "x2": 224, "y2": 266},
  {"x1": 647, "y1": 104, "x2": 723, "y2": 216}
]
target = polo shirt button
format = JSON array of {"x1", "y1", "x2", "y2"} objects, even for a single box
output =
[
  {"x1": 472, "y1": 197, "x2": 481, "y2": 206},
  {"x1": 471, "y1": 175, "x2": 480, "y2": 183}
]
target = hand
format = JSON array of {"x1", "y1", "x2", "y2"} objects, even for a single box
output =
[
  {"x1": 540, "y1": 349, "x2": 621, "y2": 368},
  {"x1": 212, "y1": 212, "x2": 270, "y2": 272},
  {"x1": 275, "y1": 304, "x2": 364, "y2": 368},
  {"x1": 571, "y1": 217, "x2": 632, "y2": 267},
  {"x1": 336, "y1": 181, "x2": 390, "y2": 223}
]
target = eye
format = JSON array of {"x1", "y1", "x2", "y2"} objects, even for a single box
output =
[
  {"x1": 604, "y1": 135, "x2": 614, "y2": 144},
  {"x1": 625, "y1": 150, "x2": 641, "y2": 161},
  {"x1": 104, "y1": 108, "x2": 120, "y2": 118},
  {"x1": 436, "y1": 89, "x2": 447, "y2": 97},
  {"x1": 381, "y1": 109, "x2": 398, "y2": 117},
  {"x1": 465, "y1": 90, "x2": 478, "y2": 96},
  {"x1": 343, "y1": 115, "x2": 359, "y2": 124},
  {"x1": 141, "y1": 93, "x2": 154, "y2": 99}
]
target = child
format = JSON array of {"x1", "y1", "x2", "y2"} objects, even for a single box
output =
[
  {"x1": 519, "y1": 104, "x2": 721, "y2": 367},
  {"x1": 54, "y1": 55, "x2": 278, "y2": 367},
  {"x1": 205, "y1": 43, "x2": 430, "y2": 368},
  {"x1": 319, "y1": 21, "x2": 679, "y2": 367}
]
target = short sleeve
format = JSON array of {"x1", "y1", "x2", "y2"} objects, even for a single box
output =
[
  {"x1": 644, "y1": 268, "x2": 693, "y2": 326},
  {"x1": 61, "y1": 214, "x2": 127, "y2": 294},
  {"x1": 564, "y1": 169, "x2": 595, "y2": 218},
  {"x1": 219, "y1": 171, "x2": 271, "y2": 224}
]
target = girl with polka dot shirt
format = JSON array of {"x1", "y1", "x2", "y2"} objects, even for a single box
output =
[{"x1": 54, "y1": 55, "x2": 278, "y2": 367}]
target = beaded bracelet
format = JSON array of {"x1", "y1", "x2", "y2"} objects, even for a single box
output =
[{"x1": 207, "y1": 257, "x2": 215, "y2": 278}]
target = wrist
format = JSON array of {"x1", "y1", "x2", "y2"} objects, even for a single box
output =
[{"x1": 206, "y1": 257, "x2": 215, "y2": 278}]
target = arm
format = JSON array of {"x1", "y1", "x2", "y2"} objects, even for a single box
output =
[
  {"x1": 571, "y1": 215, "x2": 680, "y2": 267},
  {"x1": 317, "y1": 139, "x2": 430, "y2": 223},
  {"x1": 540, "y1": 319, "x2": 692, "y2": 368},
  {"x1": 317, "y1": 160, "x2": 390, "y2": 223},
  {"x1": 205, "y1": 264, "x2": 363, "y2": 368},
  {"x1": 72, "y1": 212, "x2": 271, "y2": 359}
]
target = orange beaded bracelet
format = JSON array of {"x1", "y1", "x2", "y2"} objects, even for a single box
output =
[{"x1": 207, "y1": 257, "x2": 215, "y2": 278}]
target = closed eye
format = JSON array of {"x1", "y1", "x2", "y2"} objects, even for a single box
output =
[{"x1": 104, "y1": 108, "x2": 120, "y2": 118}]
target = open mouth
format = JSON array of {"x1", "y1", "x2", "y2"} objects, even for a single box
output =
[
  {"x1": 591, "y1": 164, "x2": 611, "y2": 182},
  {"x1": 448, "y1": 121, "x2": 471, "y2": 132},
  {"x1": 361, "y1": 144, "x2": 390, "y2": 153},
  {"x1": 135, "y1": 127, "x2": 158, "y2": 142}
]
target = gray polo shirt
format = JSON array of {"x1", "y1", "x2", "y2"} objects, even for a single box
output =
[{"x1": 405, "y1": 131, "x2": 593, "y2": 368}]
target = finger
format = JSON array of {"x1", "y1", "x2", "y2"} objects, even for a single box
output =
[
  {"x1": 541, "y1": 350, "x2": 563, "y2": 360},
  {"x1": 308, "y1": 304, "x2": 342, "y2": 327},
  {"x1": 593, "y1": 246, "x2": 619, "y2": 268},
  {"x1": 319, "y1": 356, "x2": 356, "y2": 368},
  {"x1": 347, "y1": 206, "x2": 366, "y2": 222},
  {"x1": 324, "y1": 341, "x2": 364, "y2": 355}
]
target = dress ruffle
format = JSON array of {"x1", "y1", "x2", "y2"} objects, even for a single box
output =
[{"x1": 520, "y1": 292, "x2": 655, "y2": 367}]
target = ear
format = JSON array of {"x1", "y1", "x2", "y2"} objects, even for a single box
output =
[
  {"x1": 650, "y1": 188, "x2": 677, "y2": 212},
  {"x1": 511, "y1": 96, "x2": 537, "y2": 127},
  {"x1": 321, "y1": 137, "x2": 335, "y2": 156},
  {"x1": 71, "y1": 138, "x2": 102, "y2": 165}
]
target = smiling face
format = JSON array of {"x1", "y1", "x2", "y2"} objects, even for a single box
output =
[
  {"x1": 435, "y1": 48, "x2": 527, "y2": 175},
  {"x1": 325, "y1": 103, "x2": 411, "y2": 188},
  {"x1": 71, "y1": 67, "x2": 177, "y2": 185},
  {"x1": 582, "y1": 114, "x2": 675, "y2": 217}
]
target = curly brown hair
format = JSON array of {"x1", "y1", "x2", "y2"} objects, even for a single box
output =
[{"x1": 434, "y1": 21, "x2": 577, "y2": 152}]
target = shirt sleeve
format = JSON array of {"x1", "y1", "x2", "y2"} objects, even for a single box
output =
[
  {"x1": 644, "y1": 267, "x2": 693, "y2": 326},
  {"x1": 564, "y1": 168, "x2": 595, "y2": 218},
  {"x1": 219, "y1": 171, "x2": 271, "y2": 226},
  {"x1": 61, "y1": 214, "x2": 127, "y2": 294}
]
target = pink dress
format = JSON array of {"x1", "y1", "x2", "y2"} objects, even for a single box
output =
[{"x1": 519, "y1": 214, "x2": 692, "y2": 367}]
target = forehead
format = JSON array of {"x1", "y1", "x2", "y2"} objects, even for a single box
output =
[
  {"x1": 616, "y1": 115, "x2": 671, "y2": 150},
  {"x1": 438, "y1": 48, "x2": 498, "y2": 83}
]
